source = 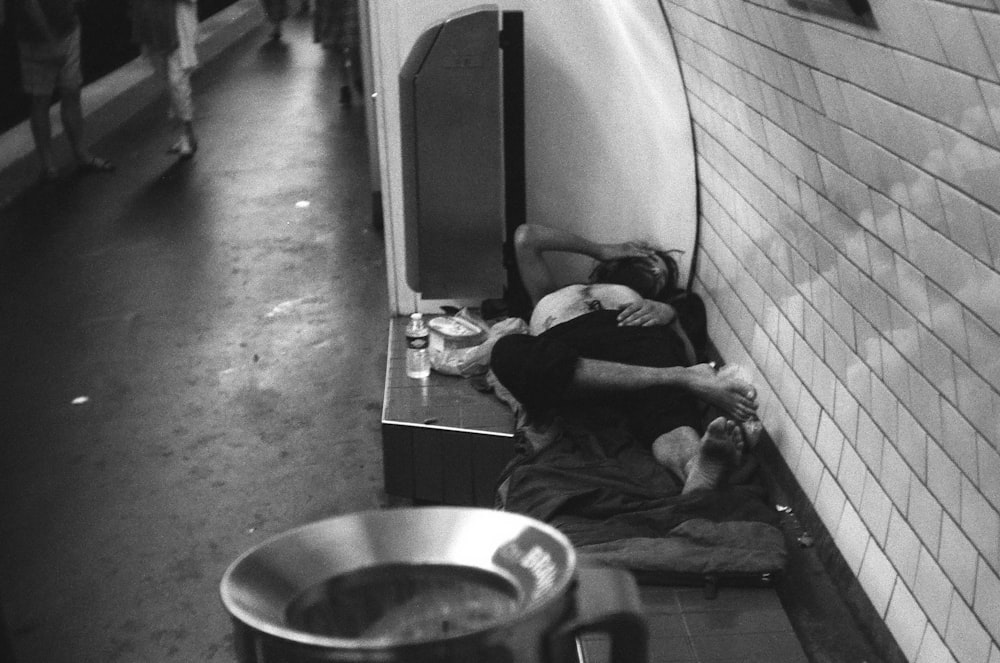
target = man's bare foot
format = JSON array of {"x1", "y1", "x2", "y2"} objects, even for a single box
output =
[
  {"x1": 682, "y1": 417, "x2": 742, "y2": 494},
  {"x1": 686, "y1": 364, "x2": 758, "y2": 421},
  {"x1": 652, "y1": 426, "x2": 702, "y2": 480}
]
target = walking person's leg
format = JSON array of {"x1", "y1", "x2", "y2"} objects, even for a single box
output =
[
  {"x1": 59, "y1": 26, "x2": 113, "y2": 173},
  {"x1": 166, "y1": 54, "x2": 197, "y2": 158},
  {"x1": 27, "y1": 93, "x2": 58, "y2": 180}
]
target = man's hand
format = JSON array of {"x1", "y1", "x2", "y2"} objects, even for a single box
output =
[{"x1": 617, "y1": 300, "x2": 676, "y2": 327}]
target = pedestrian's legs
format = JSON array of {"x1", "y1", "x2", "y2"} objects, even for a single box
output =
[
  {"x1": 28, "y1": 94, "x2": 57, "y2": 176},
  {"x1": 166, "y1": 54, "x2": 197, "y2": 158},
  {"x1": 60, "y1": 86, "x2": 89, "y2": 163}
]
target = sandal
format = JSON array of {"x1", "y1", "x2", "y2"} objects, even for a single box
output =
[
  {"x1": 169, "y1": 135, "x2": 198, "y2": 160},
  {"x1": 38, "y1": 167, "x2": 60, "y2": 185},
  {"x1": 77, "y1": 156, "x2": 116, "y2": 174}
]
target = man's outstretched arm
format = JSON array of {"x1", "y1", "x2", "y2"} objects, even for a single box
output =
[{"x1": 513, "y1": 224, "x2": 656, "y2": 306}]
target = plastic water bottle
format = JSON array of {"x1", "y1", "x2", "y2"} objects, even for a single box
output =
[{"x1": 405, "y1": 313, "x2": 431, "y2": 378}]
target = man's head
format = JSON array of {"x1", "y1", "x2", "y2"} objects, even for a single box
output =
[{"x1": 589, "y1": 250, "x2": 681, "y2": 299}]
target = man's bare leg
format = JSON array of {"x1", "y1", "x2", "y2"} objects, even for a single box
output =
[
  {"x1": 567, "y1": 359, "x2": 759, "y2": 422},
  {"x1": 680, "y1": 417, "x2": 742, "y2": 494}
]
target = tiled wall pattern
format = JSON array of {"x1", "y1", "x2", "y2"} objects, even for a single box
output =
[{"x1": 658, "y1": 0, "x2": 1000, "y2": 661}]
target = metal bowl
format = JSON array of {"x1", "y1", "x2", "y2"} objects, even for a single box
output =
[{"x1": 220, "y1": 506, "x2": 578, "y2": 659}]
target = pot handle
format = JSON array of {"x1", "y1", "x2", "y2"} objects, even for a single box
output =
[{"x1": 548, "y1": 566, "x2": 648, "y2": 663}]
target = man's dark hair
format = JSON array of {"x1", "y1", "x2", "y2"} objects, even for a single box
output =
[{"x1": 588, "y1": 249, "x2": 682, "y2": 300}]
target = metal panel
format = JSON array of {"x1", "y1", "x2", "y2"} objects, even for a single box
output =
[{"x1": 399, "y1": 8, "x2": 505, "y2": 300}]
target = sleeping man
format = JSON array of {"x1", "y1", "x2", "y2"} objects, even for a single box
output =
[{"x1": 490, "y1": 223, "x2": 759, "y2": 495}]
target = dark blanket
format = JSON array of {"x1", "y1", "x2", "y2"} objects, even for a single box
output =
[
  {"x1": 489, "y1": 301, "x2": 787, "y2": 579},
  {"x1": 496, "y1": 410, "x2": 788, "y2": 579}
]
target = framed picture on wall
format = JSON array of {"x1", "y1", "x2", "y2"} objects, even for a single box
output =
[{"x1": 787, "y1": 0, "x2": 876, "y2": 27}]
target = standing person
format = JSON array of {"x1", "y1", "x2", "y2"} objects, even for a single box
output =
[
  {"x1": 259, "y1": 0, "x2": 287, "y2": 40},
  {"x1": 14, "y1": 0, "x2": 115, "y2": 183},
  {"x1": 131, "y1": 0, "x2": 199, "y2": 159},
  {"x1": 314, "y1": 0, "x2": 360, "y2": 104}
]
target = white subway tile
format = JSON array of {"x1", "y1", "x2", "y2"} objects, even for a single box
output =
[
  {"x1": 815, "y1": 411, "x2": 844, "y2": 470},
  {"x1": 893, "y1": 255, "x2": 931, "y2": 327},
  {"x1": 856, "y1": 316, "x2": 882, "y2": 376},
  {"x1": 815, "y1": 469, "x2": 848, "y2": 532},
  {"x1": 867, "y1": 233, "x2": 900, "y2": 299},
  {"x1": 974, "y1": 9, "x2": 1000, "y2": 78},
  {"x1": 940, "y1": 392, "x2": 983, "y2": 479},
  {"x1": 938, "y1": 513, "x2": 979, "y2": 602},
  {"x1": 961, "y1": 261, "x2": 1000, "y2": 332},
  {"x1": 834, "y1": 501, "x2": 871, "y2": 573},
  {"x1": 874, "y1": 0, "x2": 947, "y2": 63},
  {"x1": 859, "y1": 539, "x2": 897, "y2": 616},
  {"x1": 895, "y1": 51, "x2": 994, "y2": 145},
  {"x1": 953, "y1": 359, "x2": 1000, "y2": 446},
  {"x1": 887, "y1": 507, "x2": 922, "y2": 586},
  {"x1": 803, "y1": 302, "x2": 826, "y2": 356},
  {"x1": 870, "y1": 376, "x2": 898, "y2": 440},
  {"x1": 961, "y1": 476, "x2": 1000, "y2": 567},
  {"x1": 978, "y1": 436, "x2": 1000, "y2": 510},
  {"x1": 937, "y1": 182, "x2": 992, "y2": 265},
  {"x1": 882, "y1": 437, "x2": 914, "y2": 513},
  {"x1": 888, "y1": 297, "x2": 921, "y2": 362},
  {"x1": 846, "y1": 358, "x2": 873, "y2": 414},
  {"x1": 927, "y1": 438, "x2": 963, "y2": 519},
  {"x1": 796, "y1": 441, "x2": 826, "y2": 502},
  {"x1": 939, "y1": 126, "x2": 1000, "y2": 214},
  {"x1": 881, "y1": 338, "x2": 911, "y2": 405},
  {"x1": 801, "y1": 21, "x2": 848, "y2": 79},
  {"x1": 873, "y1": 193, "x2": 908, "y2": 254},
  {"x1": 838, "y1": 253, "x2": 865, "y2": 306},
  {"x1": 838, "y1": 440, "x2": 868, "y2": 507},
  {"x1": 980, "y1": 207, "x2": 1000, "y2": 269},
  {"x1": 945, "y1": 591, "x2": 994, "y2": 663},
  {"x1": 833, "y1": 379, "x2": 861, "y2": 443},
  {"x1": 916, "y1": 324, "x2": 959, "y2": 403},
  {"x1": 908, "y1": 476, "x2": 943, "y2": 551},
  {"x1": 924, "y1": 2, "x2": 1000, "y2": 81},
  {"x1": 908, "y1": 367, "x2": 944, "y2": 440},
  {"x1": 916, "y1": 624, "x2": 958, "y2": 663},
  {"x1": 975, "y1": 556, "x2": 1000, "y2": 642},
  {"x1": 797, "y1": 386, "x2": 823, "y2": 443},
  {"x1": 885, "y1": 580, "x2": 929, "y2": 661},
  {"x1": 861, "y1": 472, "x2": 894, "y2": 544},
  {"x1": 899, "y1": 164, "x2": 948, "y2": 235},
  {"x1": 896, "y1": 401, "x2": 928, "y2": 480},
  {"x1": 915, "y1": 546, "x2": 958, "y2": 630},
  {"x1": 911, "y1": 226, "x2": 978, "y2": 306},
  {"x1": 925, "y1": 282, "x2": 971, "y2": 361},
  {"x1": 830, "y1": 289, "x2": 858, "y2": 349},
  {"x1": 980, "y1": 80, "x2": 1000, "y2": 154}
]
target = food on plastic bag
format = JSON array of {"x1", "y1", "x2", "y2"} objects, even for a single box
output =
[{"x1": 429, "y1": 309, "x2": 528, "y2": 377}]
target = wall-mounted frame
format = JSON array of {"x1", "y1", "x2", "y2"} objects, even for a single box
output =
[{"x1": 787, "y1": 0, "x2": 877, "y2": 28}]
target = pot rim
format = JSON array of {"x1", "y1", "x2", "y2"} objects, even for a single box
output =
[{"x1": 219, "y1": 506, "x2": 577, "y2": 649}]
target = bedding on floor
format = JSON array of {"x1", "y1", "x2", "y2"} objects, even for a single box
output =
[{"x1": 492, "y1": 399, "x2": 788, "y2": 583}]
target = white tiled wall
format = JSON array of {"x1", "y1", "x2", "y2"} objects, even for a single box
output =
[{"x1": 659, "y1": 0, "x2": 1000, "y2": 660}]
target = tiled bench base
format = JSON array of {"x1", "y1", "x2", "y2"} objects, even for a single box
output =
[{"x1": 381, "y1": 317, "x2": 516, "y2": 507}]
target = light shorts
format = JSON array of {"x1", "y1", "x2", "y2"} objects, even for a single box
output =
[{"x1": 18, "y1": 25, "x2": 83, "y2": 97}]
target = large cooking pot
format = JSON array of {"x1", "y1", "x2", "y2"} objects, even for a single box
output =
[{"x1": 220, "y1": 506, "x2": 647, "y2": 662}]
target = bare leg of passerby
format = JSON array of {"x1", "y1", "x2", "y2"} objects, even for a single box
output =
[
  {"x1": 28, "y1": 95, "x2": 58, "y2": 181},
  {"x1": 61, "y1": 88, "x2": 114, "y2": 173}
]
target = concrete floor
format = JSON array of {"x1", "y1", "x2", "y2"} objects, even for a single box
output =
[{"x1": 0, "y1": 12, "x2": 391, "y2": 663}]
